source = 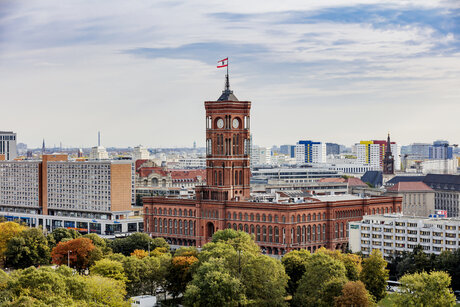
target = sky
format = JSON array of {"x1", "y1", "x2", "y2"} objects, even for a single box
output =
[{"x1": 1, "y1": 0, "x2": 459, "y2": 149}]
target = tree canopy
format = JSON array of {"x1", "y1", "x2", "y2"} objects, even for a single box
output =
[
  {"x1": 110, "y1": 233, "x2": 169, "y2": 256},
  {"x1": 51, "y1": 237, "x2": 102, "y2": 271},
  {"x1": 5, "y1": 228, "x2": 50, "y2": 269},
  {"x1": 395, "y1": 271, "x2": 456, "y2": 307},
  {"x1": 360, "y1": 249, "x2": 388, "y2": 302}
]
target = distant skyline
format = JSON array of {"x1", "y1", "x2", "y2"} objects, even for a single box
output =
[{"x1": 1, "y1": 1, "x2": 459, "y2": 148}]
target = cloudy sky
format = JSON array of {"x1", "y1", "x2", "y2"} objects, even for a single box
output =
[{"x1": 1, "y1": 0, "x2": 459, "y2": 148}]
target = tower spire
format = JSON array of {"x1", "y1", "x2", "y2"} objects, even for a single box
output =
[{"x1": 217, "y1": 57, "x2": 238, "y2": 101}]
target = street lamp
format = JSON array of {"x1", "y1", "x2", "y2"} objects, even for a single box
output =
[
  {"x1": 67, "y1": 250, "x2": 72, "y2": 267},
  {"x1": 148, "y1": 241, "x2": 151, "y2": 257}
]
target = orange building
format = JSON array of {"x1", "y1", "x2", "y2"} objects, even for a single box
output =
[{"x1": 143, "y1": 77, "x2": 402, "y2": 255}]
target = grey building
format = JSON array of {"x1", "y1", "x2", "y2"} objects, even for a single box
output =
[{"x1": 0, "y1": 131, "x2": 17, "y2": 160}]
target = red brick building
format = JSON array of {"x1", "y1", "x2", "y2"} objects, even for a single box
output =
[{"x1": 144, "y1": 76, "x2": 402, "y2": 255}]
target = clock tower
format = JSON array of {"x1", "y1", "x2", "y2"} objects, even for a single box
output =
[{"x1": 198, "y1": 74, "x2": 251, "y2": 201}]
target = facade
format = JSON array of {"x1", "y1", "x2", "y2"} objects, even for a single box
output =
[
  {"x1": 132, "y1": 145, "x2": 150, "y2": 161},
  {"x1": 280, "y1": 145, "x2": 296, "y2": 158},
  {"x1": 326, "y1": 143, "x2": 341, "y2": 156},
  {"x1": 177, "y1": 157, "x2": 206, "y2": 169},
  {"x1": 423, "y1": 174, "x2": 460, "y2": 217},
  {"x1": 295, "y1": 141, "x2": 326, "y2": 164},
  {"x1": 90, "y1": 146, "x2": 109, "y2": 160},
  {"x1": 251, "y1": 146, "x2": 272, "y2": 166},
  {"x1": 385, "y1": 182, "x2": 435, "y2": 217},
  {"x1": 0, "y1": 154, "x2": 141, "y2": 235},
  {"x1": 143, "y1": 76, "x2": 402, "y2": 255},
  {"x1": 356, "y1": 139, "x2": 400, "y2": 171},
  {"x1": 0, "y1": 131, "x2": 17, "y2": 161},
  {"x1": 251, "y1": 167, "x2": 341, "y2": 184},
  {"x1": 429, "y1": 140, "x2": 453, "y2": 160},
  {"x1": 349, "y1": 214, "x2": 460, "y2": 259}
]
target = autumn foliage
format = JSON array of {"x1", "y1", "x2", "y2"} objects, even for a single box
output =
[
  {"x1": 51, "y1": 237, "x2": 101, "y2": 271},
  {"x1": 131, "y1": 249, "x2": 148, "y2": 259}
]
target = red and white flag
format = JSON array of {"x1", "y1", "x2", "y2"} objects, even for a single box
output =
[{"x1": 217, "y1": 58, "x2": 228, "y2": 68}]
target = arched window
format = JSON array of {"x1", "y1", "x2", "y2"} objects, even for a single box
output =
[
  {"x1": 227, "y1": 223, "x2": 231, "y2": 229},
  {"x1": 312, "y1": 225, "x2": 316, "y2": 242},
  {"x1": 291, "y1": 216, "x2": 295, "y2": 223},
  {"x1": 268, "y1": 214, "x2": 272, "y2": 222},
  {"x1": 322, "y1": 224, "x2": 326, "y2": 240},
  {"x1": 239, "y1": 213, "x2": 243, "y2": 221},
  {"x1": 262, "y1": 226, "x2": 267, "y2": 242},
  {"x1": 256, "y1": 214, "x2": 260, "y2": 221},
  {"x1": 159, "y1": 208, "x2": 162, "y2": 215},
  {"x1": 233, "y1": 223, "x2": 237, "y2": 230},
  {"x1": 308, "y1": 214, "x2": 311, "y2": 221},
  {"x1": 228, "y1": 212, "x2": 231, "y2": 220},
  {"x1": 174, "y1": 209, "x2": 177, "y2": 216},
  {"x1": 234, "y1": 212, "x2": 237, "y2": 220},
  {"x1": 297, "y1": 226, "x2": 301, "y2": 243},
  {"x1": 269, "y1": 226, "x2": 273, "y2": 242},
  {"x1": 274, "y1": 215, "x2": 279, "y2": 223},
  {"x1": 262, "y1": 214, "x2": 266, "y2": 222},
  {"x1": 341, "y1": 222, "x2": 345, "y2": 238},
  {"x1": 297, "y1": 215, "x2": 301, "y2": 223},
  {"x1": 169, "y1": 209, "x2": 172, "y2": 215},
  {"x1": 178, "y1": 209, "x2": 182, "y2": 216},
  {"x1": 313, "y1": 213, "x2": 316, "y2": 221},
  {"x1": 244, "y1": 213, "x2": 248, "y2": 221},
  {"x1": 302, "y1": 226, "x2": 306, "y2": 243},
  {"x1": 256, "y1": 225, "x2": 261, "y2": 241},
  {"x1": 238, "y1": 224, "x2": 243, "y2": 231},
  {"x1": 282, "y1": 216, "x2": 286, "y2": 223},
  {"x1": 275, "y1": 227, "x2": 279, "y2": 243},
  {"x1": 159, "y1": 219, "x2": 163, "y2": 233},
  {"x1": 189, "y1": 220, "x2": 194, "y2": 235},
  {"x1": 302, "y1": 214, "x2": 306, "y2": 222},
  {"x1": 250, "y1": 213, "x2": 254, "y2": 221},
  {"x1": 323, "y1": 212, "x2": 326, "y2": 220},
  {"x1": 239, "y1": 171, "x2": 243, "y2": 185},
  {"x1": 317, "y1": 224, "x2": 321, "y2": 241},
  {"x1": 335, "y1": 223, "x2": 339, "y2": 238},
  {"x1": 250, "y1": 224, "x2": 255, "y2": 235},
  {"x1": 244, "y1": 224, "x2": 249, "y2": 233}
]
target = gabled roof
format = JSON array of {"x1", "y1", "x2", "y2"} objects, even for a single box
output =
[
  {"x1": 347, "y1": 177, "x2": 368, "y2": 187},
  {"x1": 386, "y1": 176, "x2": 425, "y2": 185},
  {"x1": 387, "y1": 182, "x2": 434, "y2": 192},
  {"x1": 361, "y1": 171, "x2": 383, "y2": 187}
]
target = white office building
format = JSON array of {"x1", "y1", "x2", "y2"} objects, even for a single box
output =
[
  {"x1": 0, "y1": 131, "x2": 17, "y2": 161},
  {"x1": 349, "y1": 214, "x2": 460, "y2": 259},
  {"x1": 89, "y1": 146, "x2": 109, "y2": 160},
  {"x1": 132, "y1": 145, "x2": 150, "y2": 161},
  {"x1": 295, "y1": 141, "x2": 326, "y2": 164}
]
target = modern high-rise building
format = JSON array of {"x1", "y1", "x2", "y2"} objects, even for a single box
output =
[
  {"x1": 0, "y1": 131, "x2": 17, "y2": 161},
  {"x1": 326, "y1": 143, "x2": 341, "y2": 156},
  {"x1": 295, "y1": 141, "x2": 326, "y2": 164},
  {"x1": 429, "y1": 140, "x2": 453, "y2": 160},
  {"x1": 280, "y1": 145, "x2": 295, "y2": 158},
  {"x1": 356, "y1": 138, "x2": 400, "y2": 170},
  {"x1": 0, "y1": 154, "x2": 141, "y2": 235}
]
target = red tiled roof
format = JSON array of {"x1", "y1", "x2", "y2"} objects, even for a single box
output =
[
  {"x1": 346, "y1": 177, "x2": 368, "y2": 187},
  {"x1": 318, "y1": 178, "x2": 346, "y2": 183},
  {"x1": 387, "y1": 182, "x2": 434, "y2": 192},
  {"x1": 171, "y1": 169, "x2": 206, "y2": 180}
]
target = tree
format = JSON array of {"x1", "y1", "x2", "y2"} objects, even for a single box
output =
[
  {"x1": 281, "y1": 249, "x2": 311, "y2": 295},
  {"x1": 0, "y1": 222, "x2": 26, "y2": 262},
  {"x1": 51, "y1": 237, "x2": 102, "y2": 271},
  {"x1": 317, "y1": 247, "x2": 362, "y2": 281},
  {"x1": 131, "y1": 249, "x2": 148, "y2": 259},
  {"x1": 111, "y1": 233, "x2": 169, "y2": 256},
  {"x1": 82, "y1": 233, "x2": 112, "y2": 254},
  {"x1": 166, "y1": 254, "x2": 198, "y2": 298},
  {"x1": 435, "y1": 249, "x2": 460, "y2": 291},
  {"x1": 47, "y1": 228, "x2": 81, "y2": 249},
  {"x1": 395, "y1": 271, "x2": 456, "y2": 307},
  {"x1": 335, "y1": 281, "x2": 373, "y2": 307},
  {"x1": 360, "y1": 249, "x2": 388, "y2": 302},
  {"x1": 187, "y1": 229, "x2": 288, "y2": 306},
  {"x1": 2, "y1": 265, "x2": 129, "y2": 306},
  {"x1": 183, "y1": 258, "x2": 247, "y2": 307},
  {"x1": 5, "y1": 228, "x2": 50, "y2": 269},
  {"x1": 90, "y1": 258, "x2": 127, "y2": 282},
  {"x1": 293, "y1": 252, "x2": 348, "y2": 307}
]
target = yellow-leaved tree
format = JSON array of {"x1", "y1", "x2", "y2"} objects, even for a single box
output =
[{"x1": 0, "y1": 222, "x2": 26, "y2": 262}]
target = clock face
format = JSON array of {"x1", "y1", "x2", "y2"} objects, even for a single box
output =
[
  {"x1": 217, "y1": 118, "x2": 224, "y2": 129},
  {"x1": 232, "y1": 118, "x2": 239, "y2": 129}
]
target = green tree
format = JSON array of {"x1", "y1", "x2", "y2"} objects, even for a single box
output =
[
  {"x1": 335, "y1": 281, "x2": 374, "y2": 307},
  {"x1": 281, "y1": 249, "x2": 311, "y2": 295},
  {"x1": 5, "y1": 228, "x2": 50, "y2": 269},
  {"x1": 3, "y1": 266, "x2": 129, "y2": 306},
  {"x1": 0, "y1": 222, "x2": 26, "y2": 262},
  {"x1": 183, "y1": 258, "x2": 247, "y2": 307},
  {"x1": 293, "y1": 252, "x2": 348, "y2": 307},
  {"x1": 360, "y1": 249, "x2": 388, "y2": 302},
  {"x1": 111, "y1": 233, "x2": 169, "y2": 256},
  {"x1": 121, "y1": 254, "x2": 166, "y2": 297},
  {"x1": 186, "y1": 229, "x2": 288, "y2": 306},
  {"x1": 395, "y1": 271, "x2": 456, "y2": 307},
  {"x1": 82, "y1": 233, "x2": 112, "y2": 254},
  {"x1": 435, "y1": 249, "x2": 460, "y2": 291},
  {"x1": 47, "y1": 228, "x2": 81, "y2": 249},
  {"x1": 90, "y1": 258, "x2": 127, "y2": 282},
  {"x1": 317, "y1": 247, "x2": 362, "y2": 281}
]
